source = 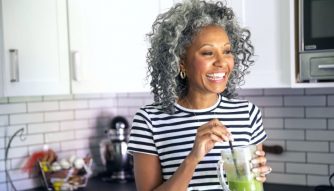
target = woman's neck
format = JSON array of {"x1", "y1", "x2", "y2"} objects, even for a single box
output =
[{"x1": 178, "y1": 94, "x2": 219, "y2": 109}]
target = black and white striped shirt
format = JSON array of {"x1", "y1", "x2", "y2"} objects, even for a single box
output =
[{"x1": 128, "y1": 95, "x2": 267, "y2": 191}]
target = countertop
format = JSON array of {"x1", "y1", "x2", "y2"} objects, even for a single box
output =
[{"x1": 26, "y1": 176, "x2": 315, "y2": 191}]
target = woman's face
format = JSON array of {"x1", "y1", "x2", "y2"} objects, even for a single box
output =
[{"x1": 181, "y1": 25, "x2": 234, "y2": 97}]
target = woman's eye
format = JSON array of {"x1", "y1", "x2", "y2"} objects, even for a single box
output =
[
  {"x1": 223, "y1": 50, "x2": 232, "y2": 54},
  {"x1": 202, "y1": 51, "x2": 213, "y2": 56}
]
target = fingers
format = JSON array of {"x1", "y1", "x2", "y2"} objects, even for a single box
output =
[
  {"x1": 251, "y1": 149, "x2": 272, "y2": 182},
  {"x1": 197, "y1": 119, "x2": 233, "y2": 142}
]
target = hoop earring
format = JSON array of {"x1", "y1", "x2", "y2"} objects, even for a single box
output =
[{"x1": 180, "y1": 71, "x2": 186, "y2": 79}]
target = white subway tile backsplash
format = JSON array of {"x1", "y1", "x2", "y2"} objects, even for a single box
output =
[
  {"x1": 267, "y1": 152, "x2": 306, "y2": 162},
  {"x1": 27, "y1": 101, "x2": 58, "y2": 112},
  {"x1": 9, "y1": 158, "x2": 25, "y2": 169},
  {"x1": 0, "y1": 183, "x2": 7, "y2": 191},
  {"x1": 246, "y1": 96, "x2": 283, "y2": 106},
  {"x1": 7, "y1": 169, "x2": 29, "y2": 180},
  {"x1": 75, "y1": 109, "x2": 102, "y2": 119},
  {"x1": 0, "y1": 171, "x2": 5, "y2": 183},
  {"x1": 266, "y1": 173, "x2": 306, "y2": 185},
  {"x1": 307, "y1": 175, "x2": 332, "y2": 186},
  {"x1": 264, "y1": 107, "x2": 304, "y2": 118},
  {"x1": 306, "y1": 130, "x2": 334, "y2": 141},
  {"x1": 74, "y1": 93, "x2": 101, "y2": 99},
  {"x1": 12, "y1": 177, "x2": 40, "y2": 190},
  {"x1": 10, "y1": 113, "x2": 43, "y2": 125},
  {"x1": 75, "y1": 128, "x2": 97, "y2": 139},
  {"x1": 0, "y1": 138, "x2": 4, "y2": 149},
  {"x1": 328, "y1": 96, "x2": 334, "y2": 106},
  {"x1": 60, "y1": 120, "x2": 89, "y2": 130},
  {"x1": 264, "y1": 88, "x2": 304, "y2": 95},
  {"x1": 11, "y1": 134, "x2": 43, "y2": 147},
  {"x1": 284, "y1": 96, "x2": 326, "y2": 106},
  {"x1": 0, "y1": 149, "x2": 4, "y2": 160},
  {"x1": 44, "y1": 111, "x2": 74, "y2": 122},
  {"x1": 306, "y1": 107, "x2": 334, "y2": 118},
  {"x1": 0, "y1": 104, "x2": 26, "y2": 115},
  {"x1": 45, "y1": 131, "x2": 75, "y2": 143},
  {"x1": 306, "y1": 88, "x2": 334, "y2": 95},
  {"x1": 1, "y1": 89, "x2": 334, "y2": 189},
  {"x1": 287, "y1": 141, "x2": 329, "y2": 152},
  {"x1": 89, "y1": 99, "x2": 117, "y2": 108},
  {"x1": 127, "y1": 92, "x2": 151, "y2": 98},
  {"x1": 0, "y1": 97, "x2": 8, "y2": 104},
  {"x1": 263, "y1": 118, "x2": 284, "y2": 129},
  {"x1": 266, "y1": 129, "x2": 305, "y2": 140},
  {"x1": 285, "y1": 118, "x2": 327, "y2": 129},
  {"x1": 329, "y1": 120, "x2": 334, "y2": 129},
  {"x1": 61, "y1": 139, "x2": 90, "y2": 151},
  {"x1": 308, "y1": 153, "x2": 334, "y2": 164},
  {"x1": 7, "y1": 147, "x2": 28, "y2": 159},
  {"x1": 60, "y1": 100, "x2": 88, "y2": 110},
  {"x1": 286, "y1": 163, "x2": 328, "y2": 175},
  {"x1": 237, "y1": 89, "x2": 263, "y2": 96},
  {"x1": 118, "y1": 97, "x2": 144, "y2": 107},
  {"x1": 0, "y1": 160, "x2": 4, "y2": 171},
  {"x1": 268, "y1": 162, "x2": 284, "y2": 172},
  {"x1": 0, "y1": 127, "x2": 4, "y2": 138},
  {"x1": 9, "y1": 96, "x2": 42, "y2": 103},
  {"x1": 28, "y1": 122, "x2": 59, "y2": 133},
  {"x1": 43, "y1": 94, "x2": 73, "y2": 101},
  {"x1": 0, "y1": 115, "x2": 8, "y2": 126}
]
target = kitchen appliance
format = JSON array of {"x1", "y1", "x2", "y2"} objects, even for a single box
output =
[
  {"x1": 298, "y1": 0, "x2": 334, "y2": 82},
  {"x1": 99, "y1": 116, "x2": 133, "y2": 182}
]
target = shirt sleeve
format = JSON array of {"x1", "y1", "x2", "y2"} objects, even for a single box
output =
[
  {"x1": 248, "y1": 102, "x2": 267, "y2": 145},
  {"x1": 127, "y1": 108, "x2": 158, "y2": 156}
]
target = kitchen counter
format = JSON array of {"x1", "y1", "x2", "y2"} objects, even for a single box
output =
[{"x1": 25, "y1": 176, "x2": 315, "y2": 191}]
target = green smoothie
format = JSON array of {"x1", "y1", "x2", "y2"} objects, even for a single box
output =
[{"x1": 227, "y1": 178, "x2": 263, "y2": 191}]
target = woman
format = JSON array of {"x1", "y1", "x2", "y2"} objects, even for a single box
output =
[{"x1": 127, "y1": 0, "x2": 271, "y2": 190}]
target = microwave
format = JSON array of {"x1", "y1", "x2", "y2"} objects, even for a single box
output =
[{"x1": 299, "y1": 0, "x2": 334, "y2": 82}]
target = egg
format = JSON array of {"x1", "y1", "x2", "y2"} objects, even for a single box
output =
[
  {"x1": 59, "y1": 158, "x2": 71, "y2": 169},
  {"x1": 50, "y1": 162, "x2": 61, "y2": 171},
  {"x1": 73, "y1": 158, "x2": 85, "y2": 169},
  {"x1": 68, "y1": 155, "x2": 77, "y2": 166}
]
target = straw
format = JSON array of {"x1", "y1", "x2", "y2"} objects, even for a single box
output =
[{"x1": 228, "y1": 141, "x2": 240, "y2": 178}]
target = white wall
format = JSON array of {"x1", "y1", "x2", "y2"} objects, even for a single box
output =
[{"x1": 0, "y1": 88, "x2": 334, "y2": 190}]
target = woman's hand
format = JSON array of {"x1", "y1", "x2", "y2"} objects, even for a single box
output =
[
  {"x1": 251, "y1": 149, "x2": 272, "y2": 182},
  {"x1": 189, "y1": 118, "x2": 233, "y2": 163}
]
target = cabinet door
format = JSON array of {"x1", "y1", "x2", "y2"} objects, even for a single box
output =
[
  {"x1": 68, "y1": 0, "x2": 159, "y2": 94},
  {"x1": 0, "y1": 0, "x2": 69, "y2": 97},
  {"x1": 227, "y1": 0, "x2": 292, "y2": 88}
]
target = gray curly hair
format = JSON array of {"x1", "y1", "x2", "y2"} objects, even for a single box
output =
[{"x1": 146, "y1": 0, "x2": 254, "y2": 114}]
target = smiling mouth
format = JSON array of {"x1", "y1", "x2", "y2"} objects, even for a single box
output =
[{"x1": 206, "y1": 73, "x2": 226, "y2": 81}]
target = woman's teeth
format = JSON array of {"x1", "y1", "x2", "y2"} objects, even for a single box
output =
[{"x1": 207, "y1": 73, "x2": 226, "y2": 80}]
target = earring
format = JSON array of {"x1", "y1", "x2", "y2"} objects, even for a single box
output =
[{"x1": 180, "y1": 71, "x2": 186, "y2": 79}]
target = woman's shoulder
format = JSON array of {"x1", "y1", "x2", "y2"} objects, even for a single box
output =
[
  {"x1": 135, "y1": 102, "x2": 165, "y2": 116},
  {"x1": 220, "y1": 96, "x2": 260, "y2": 109}
]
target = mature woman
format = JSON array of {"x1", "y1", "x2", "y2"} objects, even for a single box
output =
[{"x1": 127, "y1": 0, "x2": 271, "y2": 190}]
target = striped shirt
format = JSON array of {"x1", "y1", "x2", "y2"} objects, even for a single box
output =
[{"x1": 127, "y1": 95, "x2": 267, "y2": 191}]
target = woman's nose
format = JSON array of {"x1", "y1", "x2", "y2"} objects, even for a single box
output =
[{"x1": 213, "y1": 54, "x2": 228, "y2": 68}]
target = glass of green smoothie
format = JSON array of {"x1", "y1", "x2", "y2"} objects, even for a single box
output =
[{"x1": 217, "y1": 144, "x2": 263, "y2": 191}]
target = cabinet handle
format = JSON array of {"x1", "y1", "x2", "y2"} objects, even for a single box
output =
[
  {"x1": 9, "y1": 49, "x2": 19, "y2": 82},
  {"x1": 72, "y1": 51, "x2": 81, "y2": 82},
  {"x1": 318, "y1": 64, "x2": 334, "y2": 69}
]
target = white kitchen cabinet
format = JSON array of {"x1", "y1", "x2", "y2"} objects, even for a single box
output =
[
  {"x1": 67, "y1": 0, "x2": 159, "y2": 93},
  {"x1": 0, "y1": 0, "x2": 70, "y2": 97},
  {"x1": 227, "y1": 0, "x2": 293, "y2": 89}
]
